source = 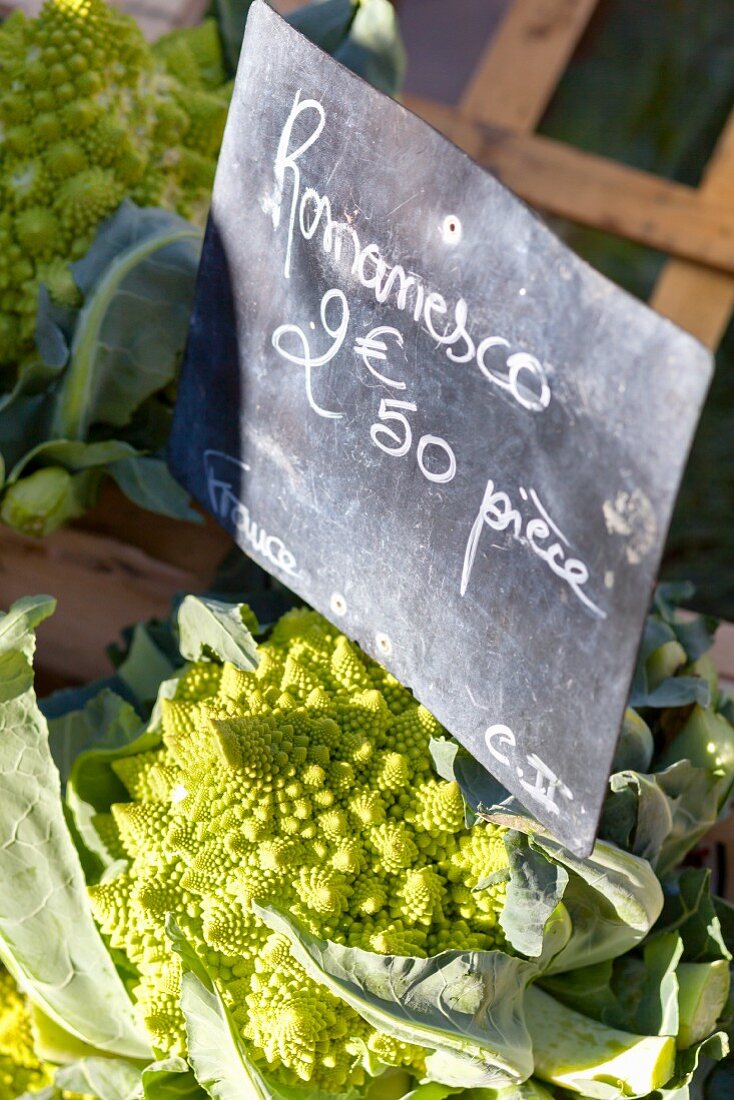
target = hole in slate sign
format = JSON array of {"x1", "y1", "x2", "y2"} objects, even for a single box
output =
[
  {"x1": 330, "y1": 592, "x2": 347, "y2": 617},
  {"x1": 442, "y1": 215, "x2": 462, "y2": 244},
  {"x1": 376, "y1": 633, "x2": 392, "y2": 657}
]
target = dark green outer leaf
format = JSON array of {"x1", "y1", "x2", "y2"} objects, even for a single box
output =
[
  {"x1": 7, "y1": 439, "x2": 139, "y2": 483},
  {"x1": 255, "y1": 904, "x2": 536, "y2": 1089},
  {"x1": 657, "y1": 706, "x2": 734, "y2": 787},
  {"x1": 213, "y1": 0, "x2": 255, "y2": 75},
  {"x1": 527, "y1": 835, "x2": 664, "y2": 975},
  {"x1": 115, "y1": 623, "x2": 179, "y2": 710},
  {"x1": 600, "y1": 762, "x2": 722, "y2": 879},
  {"x1": 177, "y1": 595, "x2": 259, "y2": 670},
  {"x1": 499, "y1": 832, "x2": 568, "y2": 958},
  {"x1": 109, "y1": 456, "x2": 201, "y2": 522},
  {"x1": 0, "y1": 345, "x2": 61, "y2": 475},
  {"x1": 48, "y1": 687, "x2": 142, "y2": 785},
  {"x1": 35, "y1": 284, "x2": 73, "y2": 370},
  {"x1": 216, "y1": 0, "x2": 405, "y2": 96},
  {"x1": 41, "y1": 673, "x2": 140, "y2": 724},
  {"x1": 540, "y1": 932, "x2": 682, "y2": 1037},
  {"x1": 51, "y1": 201, "x2": 202, "y2": 440},
  {"x1": 630, "y1": 674, "x2": 710, "y2": 710},
  {"x1": 636, "y1": 934, "x2": 684, "y2": 1038},
  {"x1": 656, "y1": 869, "x2": 732, "y2": 964},
  {"x1": 3, "y1": 439, "x2": 198, "y2": 529},
  {"x1": 470, "y1": 809, "x2": 663, "y2": 976},
  {"x1": 642, "y1": 617, "x2": 678, "y2": 663},
  {"x1": 705, "y1": 1052, "x2": 734, "y2": 1100},
  {"x1": 288, "y1": 0, "x2": 357, "y2": 54},
  {"x1": 611, "y1": 709, "x2": 654, "y2": 773},
  {"x1": 672, "y1": 616, "x2": 718, "y2": 663},
  {"x1": 713, "y1": 896, "x2": 734, "y2": 958}
]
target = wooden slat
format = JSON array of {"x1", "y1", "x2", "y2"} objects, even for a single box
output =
[
  {"x1": 173, "y1": 0, "x2": 209, "y2": 26},
  {"x1": 0, "y1": 485, "x2": 230, "y2": 683},
  {"x1": 406, "y1": 95, "x2": 734, "y2": 275},
  {"x1": 461, "y1": 0, "x2": 598, "y2": 130},
  {"x1": 73, "y1": 483, "x2": 230, "y2": 575},
  {"x1": 0, "y1": 527, "x2": 193, "y2": 683},
  {"x1": 651, "y1": 110, "x2": 734, "y2": 349},
  {"x1": 272, "y1": 0, "x2": 310, "y2": 11}
]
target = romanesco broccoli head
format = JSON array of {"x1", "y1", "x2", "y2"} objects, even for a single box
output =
[
  {"x1": 0, "y1": 0, "x2": 230, "y2": 366},
  {"x1": 88, "y1": 610, "x2": 512, "y2": 1093},
  {"x1": 0, "y1": 966, "x2": 52, "y2": 1100}
]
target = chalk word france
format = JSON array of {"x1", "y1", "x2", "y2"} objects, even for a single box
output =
[
  {"x1": 462, "y1": 477, "x2": 606, "y2": 619},
  {"x1": 485, "y1": 723, "x2": 574, "y2": 816},
  {"x1": 204, "y1": 451, "x2": 298, "y2": 576},
  {"x1": 267, "y1": 90, "x2": 551, "y2": 414}
]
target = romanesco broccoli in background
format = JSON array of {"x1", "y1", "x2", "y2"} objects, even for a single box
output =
[
  {"x1": 0, "y1": 967, "x2": 96, "y2": 1100},
  {"x1": 88, "y1": 608, "x2": 511, "y2": 1091},
  {"x1": 0, "y1": 0, "x2": 230, "y2": 367},
  {"x1": 0, "y1": 967, "x2": 52, "y2": 1100}
]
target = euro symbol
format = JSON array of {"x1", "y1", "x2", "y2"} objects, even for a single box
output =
[{"x1": 354, "y1": 326, "x2": 405, "y2": 389}]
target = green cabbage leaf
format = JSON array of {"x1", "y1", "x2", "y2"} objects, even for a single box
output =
[{"x1": 0, "y1": 596, "x2": 151, "y2": 1061}]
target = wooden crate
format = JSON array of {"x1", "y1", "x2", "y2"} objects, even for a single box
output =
[{"x1": 0, "y1": 485, "x2": 230, "y2": 687}]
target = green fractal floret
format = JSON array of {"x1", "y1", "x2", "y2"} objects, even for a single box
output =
[
  {"x1": 0, "y1": 967, "x2": 52, "y2": 1100},
  {"x1": 0, "y1": 969, "x2": 95, "y2": 1098},
  {"x1": 88, "y1": 610, "x2": 511, "y2": 1091},
  {"x1": 0, "y1": 0, "x2": 231, "y2": 365}
]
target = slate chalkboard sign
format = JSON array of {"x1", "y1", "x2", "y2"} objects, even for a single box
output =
[{"x1": 169, "y1": 0, "x2": 713, "y2": 855}]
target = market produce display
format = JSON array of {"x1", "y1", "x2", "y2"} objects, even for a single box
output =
[
  {"x1": 0, "y1": 0, "x2": 404, "y2": 536},
  {"x1": 0, "y1": 586, "x2": 732, "y2": 1099},
  {"x1": 2, "y1": 3, "x2": 733, "y2": 1100},
  {"x1": 0, "y1": 968, "x2": 52, "y2": 1099}
]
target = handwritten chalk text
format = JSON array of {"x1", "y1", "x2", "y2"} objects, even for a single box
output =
[
  {"x1": 462, "y1": 479, "x2": 606, "y2": 618},
  {"x1": 269, "y1": 90, "x2": 551, "y2": 414}
]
